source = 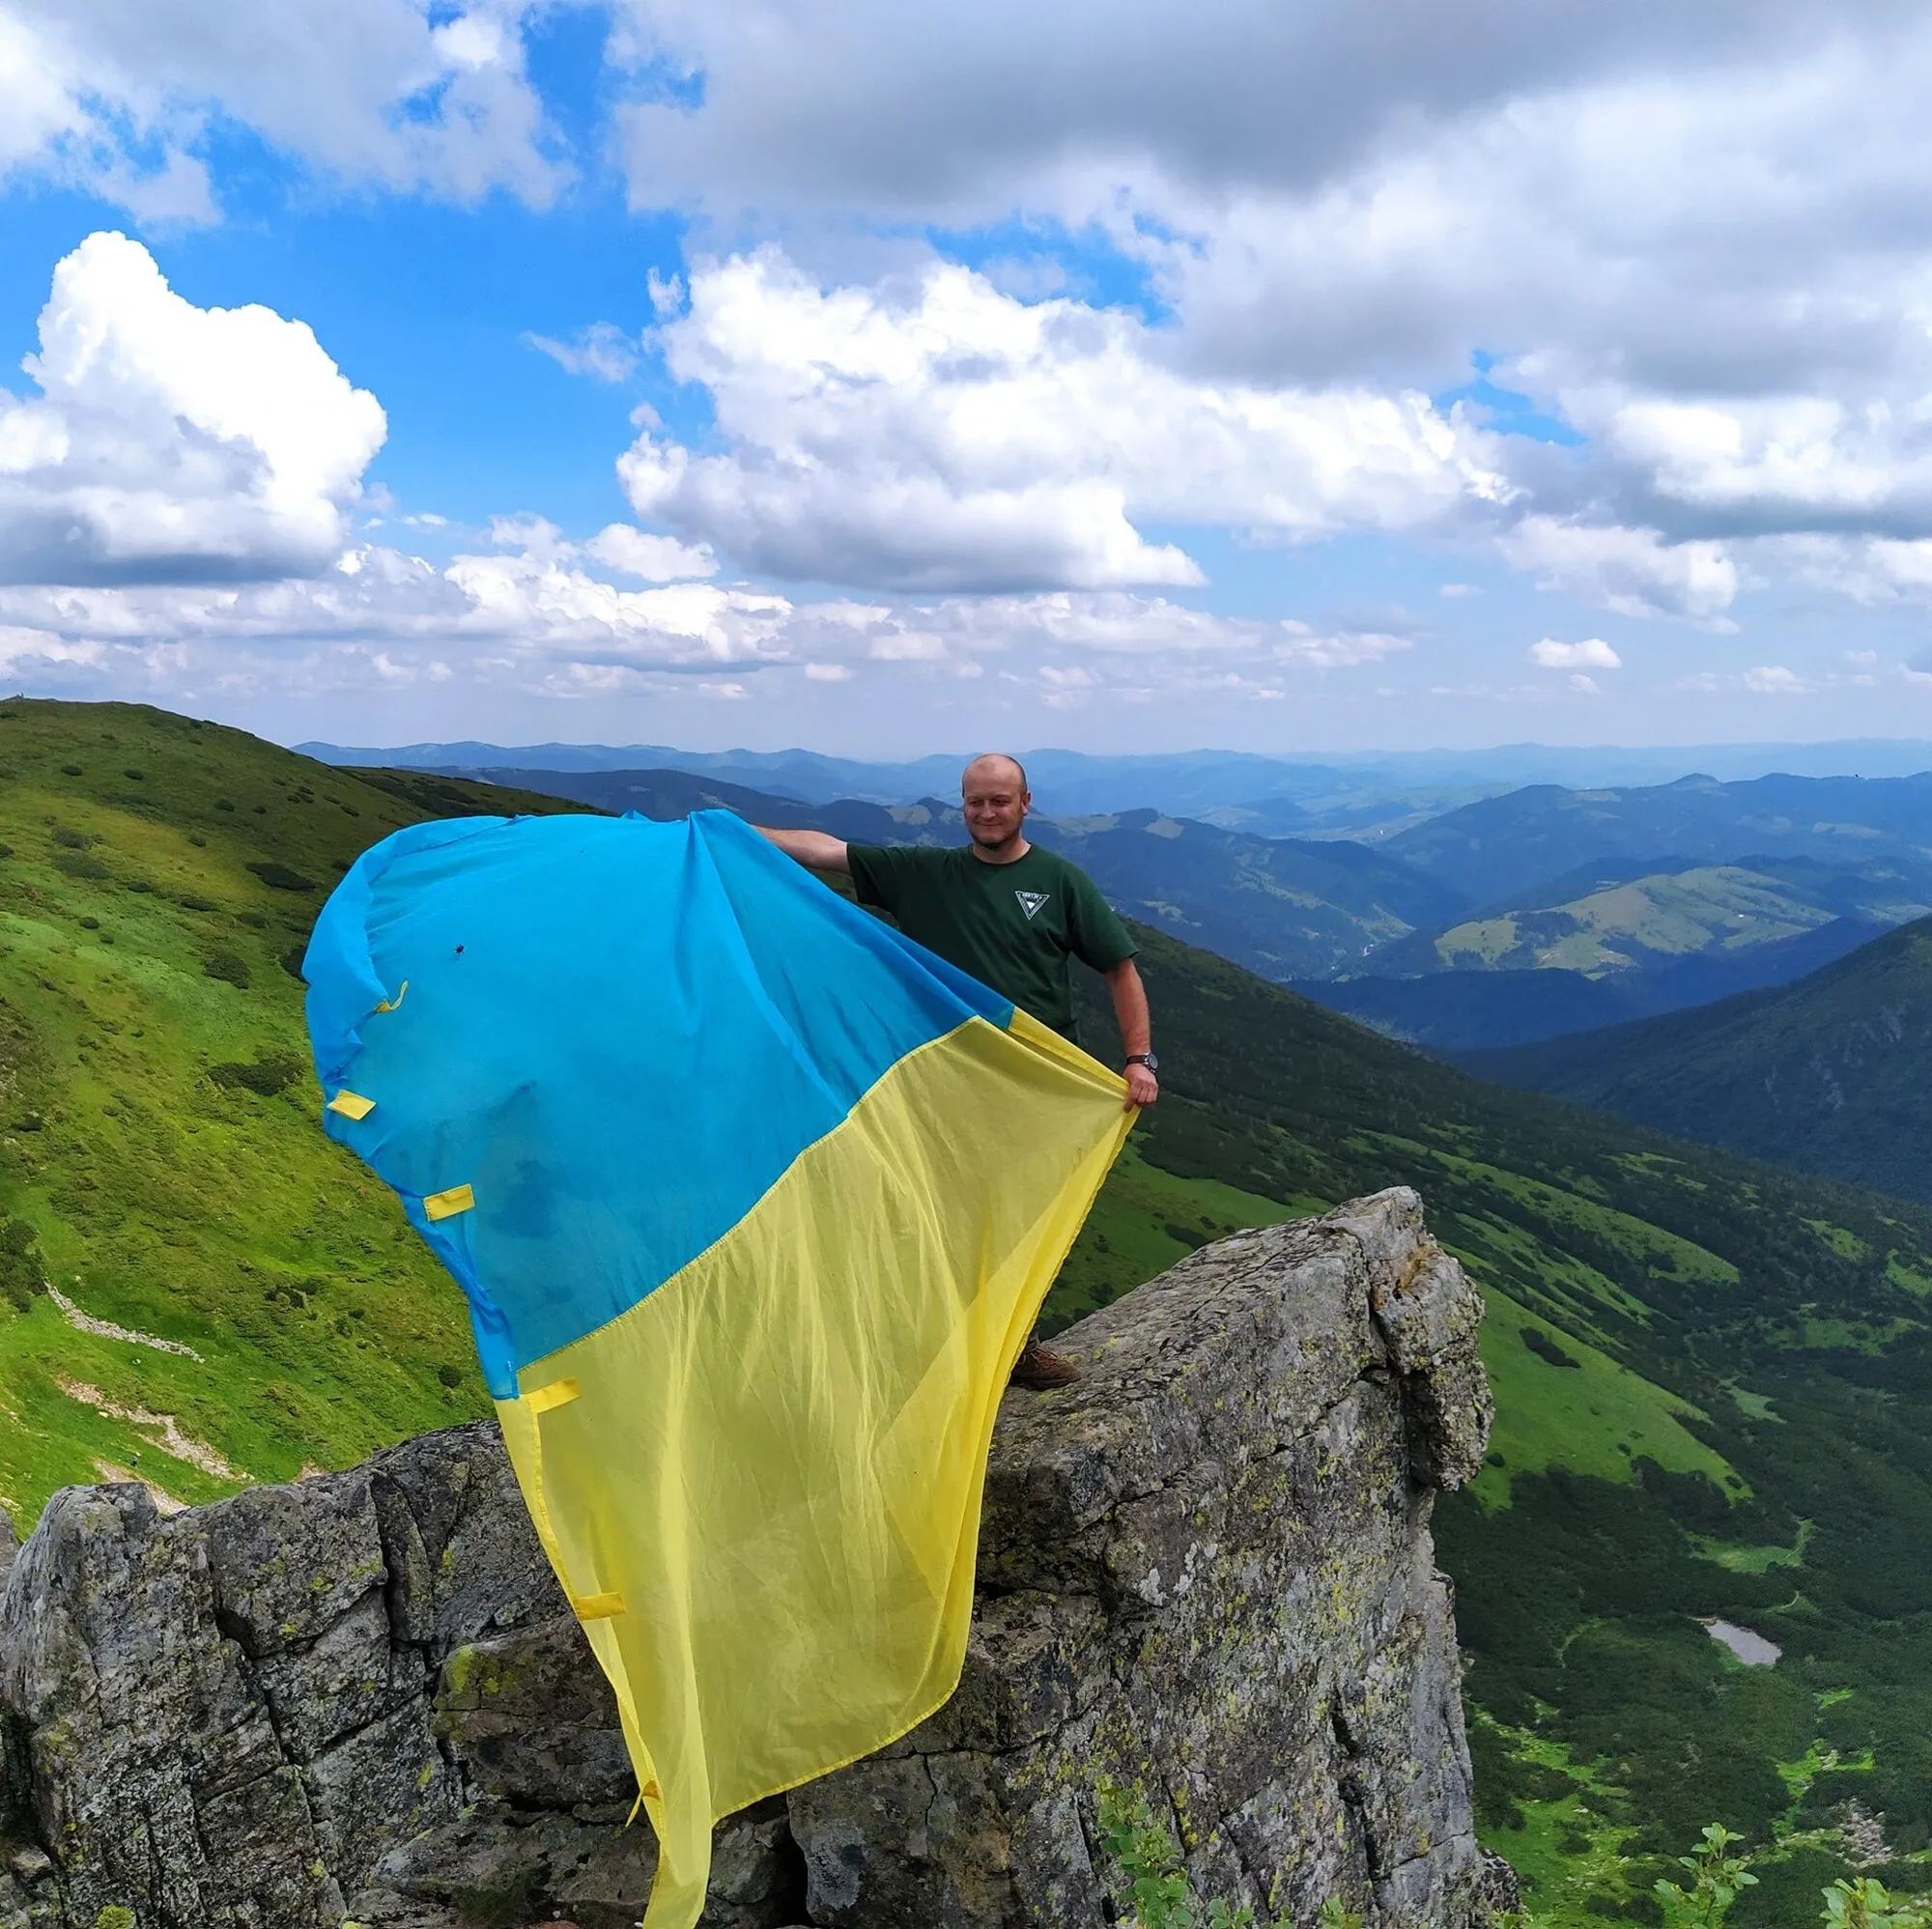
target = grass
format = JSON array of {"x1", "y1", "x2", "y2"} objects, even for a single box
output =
[
  {"x1": 0, "y1": 700, "x2": 587, "y2": 1522},
  {"x1": 1474, "y1": 1288, "x2": 1739, "y2": 1507}
]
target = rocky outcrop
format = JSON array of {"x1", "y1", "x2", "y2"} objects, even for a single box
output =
[{"x1": 0, "y1": 1189, "x2": 1502, "y2": 1928}]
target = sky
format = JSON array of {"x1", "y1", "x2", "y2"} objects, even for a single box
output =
[{"x1": 9, "y1": 4, "x2": 1932, "y2": 756}]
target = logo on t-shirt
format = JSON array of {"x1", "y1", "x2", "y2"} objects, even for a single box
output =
[{"x1": 1014, "y1": 890, "x2": 1050, "y2": 921}]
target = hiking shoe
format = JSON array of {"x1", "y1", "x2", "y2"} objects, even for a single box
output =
[{"x1": 1010, "y1": 1342, "x2": 1081, "y2": 1389}]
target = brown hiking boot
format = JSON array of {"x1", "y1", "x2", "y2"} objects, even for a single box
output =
[{"x1": 1009, "y1": 1341, "x2": 1081, "y2": 1390}]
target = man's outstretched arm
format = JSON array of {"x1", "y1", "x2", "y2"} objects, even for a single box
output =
[
  {"x1": 1106, "y1": 958, "x2": 1158, "y2": 1109},
  {"x1": 754, "y1": 825, "x2": 851, "y2": 873}
]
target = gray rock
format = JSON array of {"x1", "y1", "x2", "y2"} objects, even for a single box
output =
[{"x1": 0, "y1": 1190, "x2": 1506, "y2": 1928}]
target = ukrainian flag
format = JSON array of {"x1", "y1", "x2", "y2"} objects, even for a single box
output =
[{"x1": 303, "y1": 808, "x2": 1131, "y2": 1927}]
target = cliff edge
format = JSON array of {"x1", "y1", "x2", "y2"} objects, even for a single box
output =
[{"x1": 0, "y1": 1188, "x2": 1507, "y2": 1929}]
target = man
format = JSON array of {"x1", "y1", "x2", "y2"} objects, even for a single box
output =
[{"x1": 756, "y1": 752, "x2": 1157, "y2": 1388}]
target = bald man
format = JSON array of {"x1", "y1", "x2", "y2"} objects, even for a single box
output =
[{"x1": 756, "y1": 752, "x2": 1156, "y2": 1388}]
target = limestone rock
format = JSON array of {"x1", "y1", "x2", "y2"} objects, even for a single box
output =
[{"x1": 0, "y1": 1189, "x2": 1501, "y2": 1928}]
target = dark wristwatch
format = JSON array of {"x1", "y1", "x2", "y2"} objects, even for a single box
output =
[{"x1": 1124, "y1": 1052, "x2": 1158, "y2": 1072}]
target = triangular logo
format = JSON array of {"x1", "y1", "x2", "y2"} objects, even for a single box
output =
[{"x1": 1015, "y1": 890, "x2": 1050, "y2": 921}]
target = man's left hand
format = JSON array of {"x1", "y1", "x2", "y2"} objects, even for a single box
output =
[{"x1": 1124, "y1": 1063, "x2": 1159, "y2": 1109}]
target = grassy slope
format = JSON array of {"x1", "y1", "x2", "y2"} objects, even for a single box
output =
[
  {"x1": 1467, "y1": 916, "x2": 1932, "y2": 1207},
  {"x1": 0, "y1": 701, "x2": 591, "y2": 1521},
  {"x1": 1382, "y1": 771, "x2": 1932, "y2": 904},
  {"x1": 1068, "y1": 937, "x2": 1932, "y2": 1925}
]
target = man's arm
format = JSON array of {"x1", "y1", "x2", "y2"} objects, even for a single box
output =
[
  {"x1": 1106, "y1": 957, "x2": 1158, "y2": 1109},
  {"x1": 754, "y1": 825, "x2": 851, "y2": 873}
]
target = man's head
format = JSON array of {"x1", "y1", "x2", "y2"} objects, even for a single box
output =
[{"x1": 961, "y1": 752, "x2": 1030, "y2": 853}]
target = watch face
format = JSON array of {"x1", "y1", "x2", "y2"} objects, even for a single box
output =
[{"x1": 1135, "y1": 1053, "x2": 1159, "y2": 1072}]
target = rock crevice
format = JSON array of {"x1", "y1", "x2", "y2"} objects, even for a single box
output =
[{"x1": 0, "y1": 1188, "x2": 1505, "y2": 1928}]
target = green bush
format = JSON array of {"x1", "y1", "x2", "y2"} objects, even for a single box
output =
[
  {"x1": 1520, "y1": 1325, "x2": 1582, "y2": 1370},
  {"x1": 203, "y1": 950, "x2": 252, "y2": 989},
  {"x1": 246, "y1": 860, "x2": 316, "y2": 893},
  {"x1": 209, "y1": 1054, "x2": 303, "y2": 1096},
  {"x1": 0, "y1": 1216, "x2": 46, "y2": 1312}
]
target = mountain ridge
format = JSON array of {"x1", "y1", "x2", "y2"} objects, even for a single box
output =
[{"x1": 1463, "y1": 913, "x2": 1932, "y2": 1205}]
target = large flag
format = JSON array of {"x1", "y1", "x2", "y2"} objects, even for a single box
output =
[{"x1": 303, "y1": 809, "x2": 1131, "y2": 1927}]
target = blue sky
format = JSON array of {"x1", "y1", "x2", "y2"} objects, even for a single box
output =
[{"x1": 5, "y1": 0, "x2": 1932, "y2": 755}]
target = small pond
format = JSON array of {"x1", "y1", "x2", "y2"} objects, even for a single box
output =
[{"x1": 1704, "y1": 1619, "x2": 1781, "y2": 1666}]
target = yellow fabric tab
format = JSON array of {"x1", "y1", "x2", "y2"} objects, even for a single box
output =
[
  {"x1": 573, "y1": 1591, "x2": 626, "y2": 1620},
  {"x1": 496, "y1": 1010, "x2": 1130, "y2": 1929},
  {"x1": 373, "y1": 979, "x2": 410, "y2": 1013},
  {"x1": 327, "y1": 1090, "x2": 376, "y2": 1121},
  {"x1": 526, "y1": 1377, "x2": 580, "y2": 1414},
  {"x1": 423, "y1": 1183, "x2": 474, "y2": 1221}
]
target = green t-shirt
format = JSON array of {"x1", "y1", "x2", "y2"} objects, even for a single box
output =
[{"x1": 845, "y1": 841, "x2": 1137, "y2": 1039}]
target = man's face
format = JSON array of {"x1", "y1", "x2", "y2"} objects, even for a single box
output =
[{"x1": 962, "y1": 762, "x2": 1029, "y2": 849}]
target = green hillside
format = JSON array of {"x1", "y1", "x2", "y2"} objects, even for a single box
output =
[
  {"x1": 1466, "y1": 915, "x2": 1932, "y2": 1206},
  {"x1": 1379, "y1": 857, "x2": 1929, "y2": 979},
  {"x1": 4, "y1": 699, "x2": 1930, "y2": 1922},
  {"x1": 1383, "y1": 771, "x2": 1932, "y2": 904},
  {"x1": 0, "y1": 700, "x2": 588, "y2": 1521},
  {"x1": 1065, "y1": 938, "x2": 1932, "y2": 1925}
]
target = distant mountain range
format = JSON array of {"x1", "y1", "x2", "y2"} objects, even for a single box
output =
[
  {"x1": 1462, "y1": 915, "x2": 1932, "y2": 1204},
  {"x1": 298, "y1": 737, "x2": 1932, "y2": 831},
  {"x1": 363, "y1": 762, "x2": 1932, "y2": 1043},
  {"x1": 1378, "y1": 771, "x2": 1932, "y2": 902},
  {"x1": 357, "y1": 765, "x2": 1468, "y2": 981}
]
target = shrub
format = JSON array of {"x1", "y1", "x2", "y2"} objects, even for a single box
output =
[
  {"x1": 1521, "y1": 1326, "x2": 1583, "y2": 1370},
  {"x1": 53, "y1": 852, "x2": 109, "y2": 880},
  {"x1": 203, "y1": 950, "x2": 252, "y2": 989},
  {"x1": 59, "y1": 764, "x2": 80, "y2": 776},
  {"x1": 51, "y1": 827, "x2": 94, "y2": 848},
  {"x1": 209, "y1": 1054, "x2": 303, "y2": 1096},
  {"x1": 246, "y1": 860, "x2": 317, "y2": 893},
  {"x1": 215, "y1": 797, "x2": 235, "y2": 810},
  {"x1": 279, "y1": 946, "x2": 307, "y2": 980},
  {"x1": 0, "y1": 1216, "x2": 46, "y2": 1313},
  {"x1": 122, "y1": 767, "x2": 144, "y2": 780}
]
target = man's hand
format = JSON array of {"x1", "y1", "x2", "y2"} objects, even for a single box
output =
[{"x1": 1124, "y1": 1061, "x2": 1159, "y2": 1110}]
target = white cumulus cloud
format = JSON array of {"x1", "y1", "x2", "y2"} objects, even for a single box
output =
[
  {"x1": 0, "y1": 231, "x2": 385, "y2": 585},
  {"x1": 1529, "y1": 637, "x2": 1622, "y2": 669},
  {"x1": 617, "y1": 248, "x2": 1513, "y2": 593},
  {"x1": 1499, "y1": 517, "x2": 1738, "y2": 623}
]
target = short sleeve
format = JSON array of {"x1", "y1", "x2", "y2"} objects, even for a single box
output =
[
  {"x1": 845, "y1": 843, "x2": 929, "y2": 912},
  {"x1": 1063, "y1": 863, "x2": 1138, "y2": 972}
]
